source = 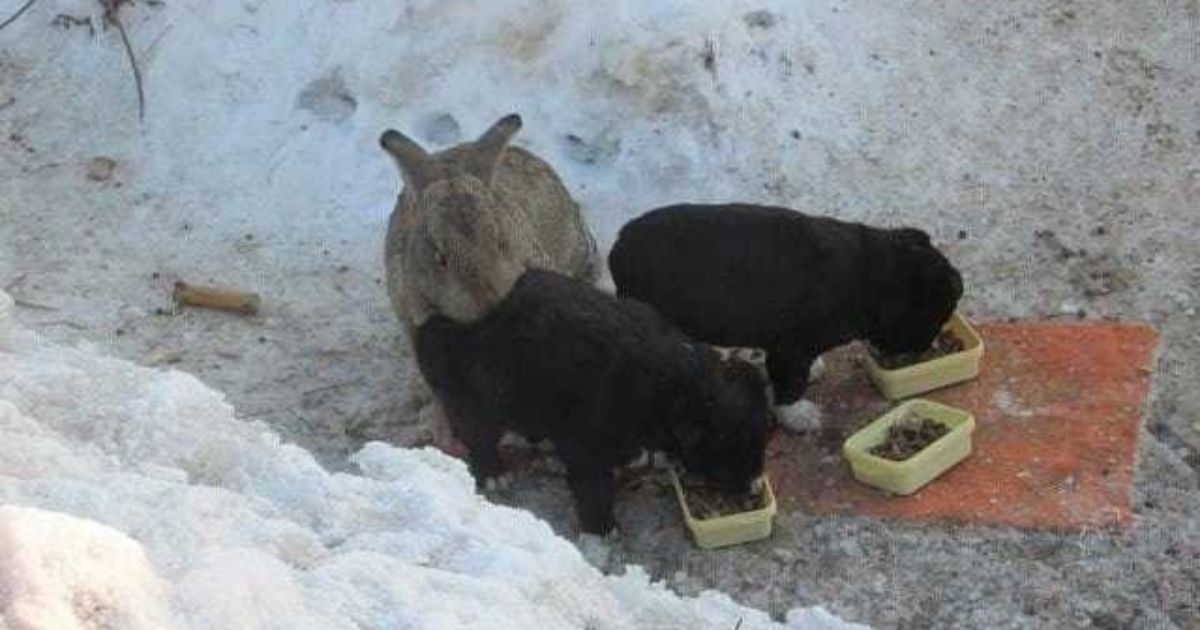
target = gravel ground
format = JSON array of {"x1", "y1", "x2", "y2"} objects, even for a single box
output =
[{"x1": 3, "y1": 0, "x2": 1198, "y2": 627}]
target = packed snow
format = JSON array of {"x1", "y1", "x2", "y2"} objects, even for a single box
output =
[
  {"x1": 0, "y1": 506, "x2": 175, "y2": 630},
  {"x1": 0, "y1": 299, "x2": 863, "y2": 628}
]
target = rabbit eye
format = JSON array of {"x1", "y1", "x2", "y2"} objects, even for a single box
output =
[{"x1": 435, "y1": 252, "x2": 449, "y2": 269}]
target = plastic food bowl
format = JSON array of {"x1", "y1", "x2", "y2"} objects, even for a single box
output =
[
  {"x1": 842, "y1": 398, "x2": 975, "y2": 495},
  {"x1": 866, "y1": 313, "x2": 984, "y2": 400},
  {"x1": 670, "y1": 470, "x2": 777, "y2": 549}
]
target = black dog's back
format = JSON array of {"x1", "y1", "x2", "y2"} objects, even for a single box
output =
[
  {"x1": 415, "y1": 268, "x2": 770, "y2": 533},
  {"x1": 608, "y1": 203, "x2": 962, "y2": 406},
  {"x1": 416, "y1": 269, "x2": 689, "y2": 452},
  {"x1": 608, "y1": 204, "x2": 870, "y2": 347}
]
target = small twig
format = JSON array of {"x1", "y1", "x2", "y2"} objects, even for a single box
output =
[
  {"x1": 95, "y1": 0, "x2": 144, "y2": 121},
  {"x1": 1, "y1": 0, "x2": 144, "y2": 120},
  {"x1": 302, "y1": 379, "x2": 365, "y2": 398},
  {"x1": 33, "y1": 319, "x2": 86, "y2": 330},
  {"x1": 3, "y1": 273, "x2": 28, "y2": 292},
  {"x1": 146, "y1": 348, "x2": 184, "y2": 365},
  {"x1": 13, "y1": 298, "x2": 57, "y2": 311},
  {"x1": 52, "y1": 13, "x2": 94, "y2": 35},
  {"x1": 0, "y1": 0, "x2": 39, "y2": 31}
]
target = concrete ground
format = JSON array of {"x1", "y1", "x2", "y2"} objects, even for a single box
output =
[{"x1": 4, "y1": 0, "x2": 1199, "y2": 627}]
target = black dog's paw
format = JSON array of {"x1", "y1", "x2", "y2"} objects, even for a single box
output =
[
  {"x1": 483, "y1": 473, "x2": 515, "y2": 492},
  {"x1": 776, "y1": 399, "x2": 823, "y2": 433},
  {"x1": 466, "y1": 452, "x2": 506, "y2": 488}
]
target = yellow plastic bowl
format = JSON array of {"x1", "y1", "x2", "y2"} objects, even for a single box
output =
[
  {"x1": 842, "y1": 399, "x2": 975, "y2": 495},
  {"x1": 866, "y1": 313, "x2": 984, "y2": 400},
  {"x1": 670, "y1": 470, "x2": 777, "y2": 549}
]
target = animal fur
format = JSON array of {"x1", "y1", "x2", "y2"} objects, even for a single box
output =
[
  {"x1": 608, "y1": 203, "x2": 963, "y2": 405},
  {"x1": 380, "y1": 113, "x2": 598, "y2": 339},
  {"x1": 415, "y1": 269, "x2": 770, "y2": 535}
]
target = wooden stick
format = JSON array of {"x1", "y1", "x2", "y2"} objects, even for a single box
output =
[
  {"x1": 173, "y1": 281, "x2": 260, "y2": 315},
  {"x1": 0, "y1": 0, "x2": 40, "y2": 32}
]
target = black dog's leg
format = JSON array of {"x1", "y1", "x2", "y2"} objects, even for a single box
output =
[
  {"x1": 765, "y1": 348, "x2": 817, "y2": 406},
  {"x1": 442, "y1": 401, "x2": 505, "y2": 485},
  {"x1": 560, "y1": 445, "x2": 618, "y2": 535}
]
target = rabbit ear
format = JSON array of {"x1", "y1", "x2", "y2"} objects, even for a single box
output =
[
  {"x1": 470, "y1": 113, "x2": 522, "y2": 182},
  {"x1": 380, "y1": 129, "x2": 433, "y2": 188}
]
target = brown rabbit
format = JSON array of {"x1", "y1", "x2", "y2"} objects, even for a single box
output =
[{"x1": 379, "y1": 114, "x2": 599, "y2": 340}]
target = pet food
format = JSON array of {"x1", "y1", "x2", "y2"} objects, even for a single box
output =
[
  {"x1": 869, "y1": 414, "x2": 951, "y2": 461},
  {"x1": 872, "y1": 330, "x2": 965, "y2": 369},
  {"x1": 681, "y1": 476, "x2": 766, "y2": 519}
]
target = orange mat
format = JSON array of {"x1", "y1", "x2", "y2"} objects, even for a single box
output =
[{"x1": 767, "y1": 322, "x2": 1159, "y2": 530}]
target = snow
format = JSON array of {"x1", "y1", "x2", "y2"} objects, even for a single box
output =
[
  {"x1": 0, "y1": 300, "x2": 862, "y2": 628},
  {"x1": 0, "y1": 506, "x2": 175, "y2": 630},
  {"x1": 0, "y1": 0, "x2": 1026, "y2": 273},
  {"x1": 4, "y1": 0, "x2": 1200, "y2": 626}
]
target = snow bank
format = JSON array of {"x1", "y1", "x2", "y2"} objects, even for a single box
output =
[
  {"x1": 0, "y1": 301, "x2": 863, "y2": 629},
  {"x1": 0, "y1": 506, "x2": 175, "y2": 630}
]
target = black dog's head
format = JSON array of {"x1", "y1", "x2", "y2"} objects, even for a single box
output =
[
  {"x1": 869, "y1": 228, "x2": 964, "y2": 354},
  {"x1": 673, "y1": 348, "x2": 771, "y2": 495}
]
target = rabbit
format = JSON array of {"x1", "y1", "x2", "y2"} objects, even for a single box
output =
[
  {"x1": 378, "y1": 113, "x2": 601, "y2": 469},
  {"x1": 379, "y1": 113, "x2": 599, "y2": 340}
]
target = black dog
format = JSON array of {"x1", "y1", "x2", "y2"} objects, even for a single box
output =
[
  {"x1": 608, "y1": 203, "x2": 963, "y2": 405},
  {"x1": 415, "y1": 268, "x2": 770, "y2": 535}
]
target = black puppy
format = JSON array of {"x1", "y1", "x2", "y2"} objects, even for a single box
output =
[
  {"x1": 415, "y1": 268, "x2": 770, "y2": 535},
  {"x1": 608, "y1": 203, "x2": 963, "y2": 406}
]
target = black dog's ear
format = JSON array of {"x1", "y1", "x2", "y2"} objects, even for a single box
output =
[{"x1": 894, "y1": 227, "x2": 932, "y2": 248}]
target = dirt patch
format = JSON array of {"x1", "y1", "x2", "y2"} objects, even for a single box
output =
[
  {"x1": 493, "y1": 4, "x2": 562, "y2": 64},
  {"x1": 869, "y1": 414, "x2": 950, "y2": 461},
  {"x1": 1069, "y1": 253, "x2": 1138, "y2": 297},
  {"x1": 296, "y1": 69, "x2": 357, "y2": 123}
]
